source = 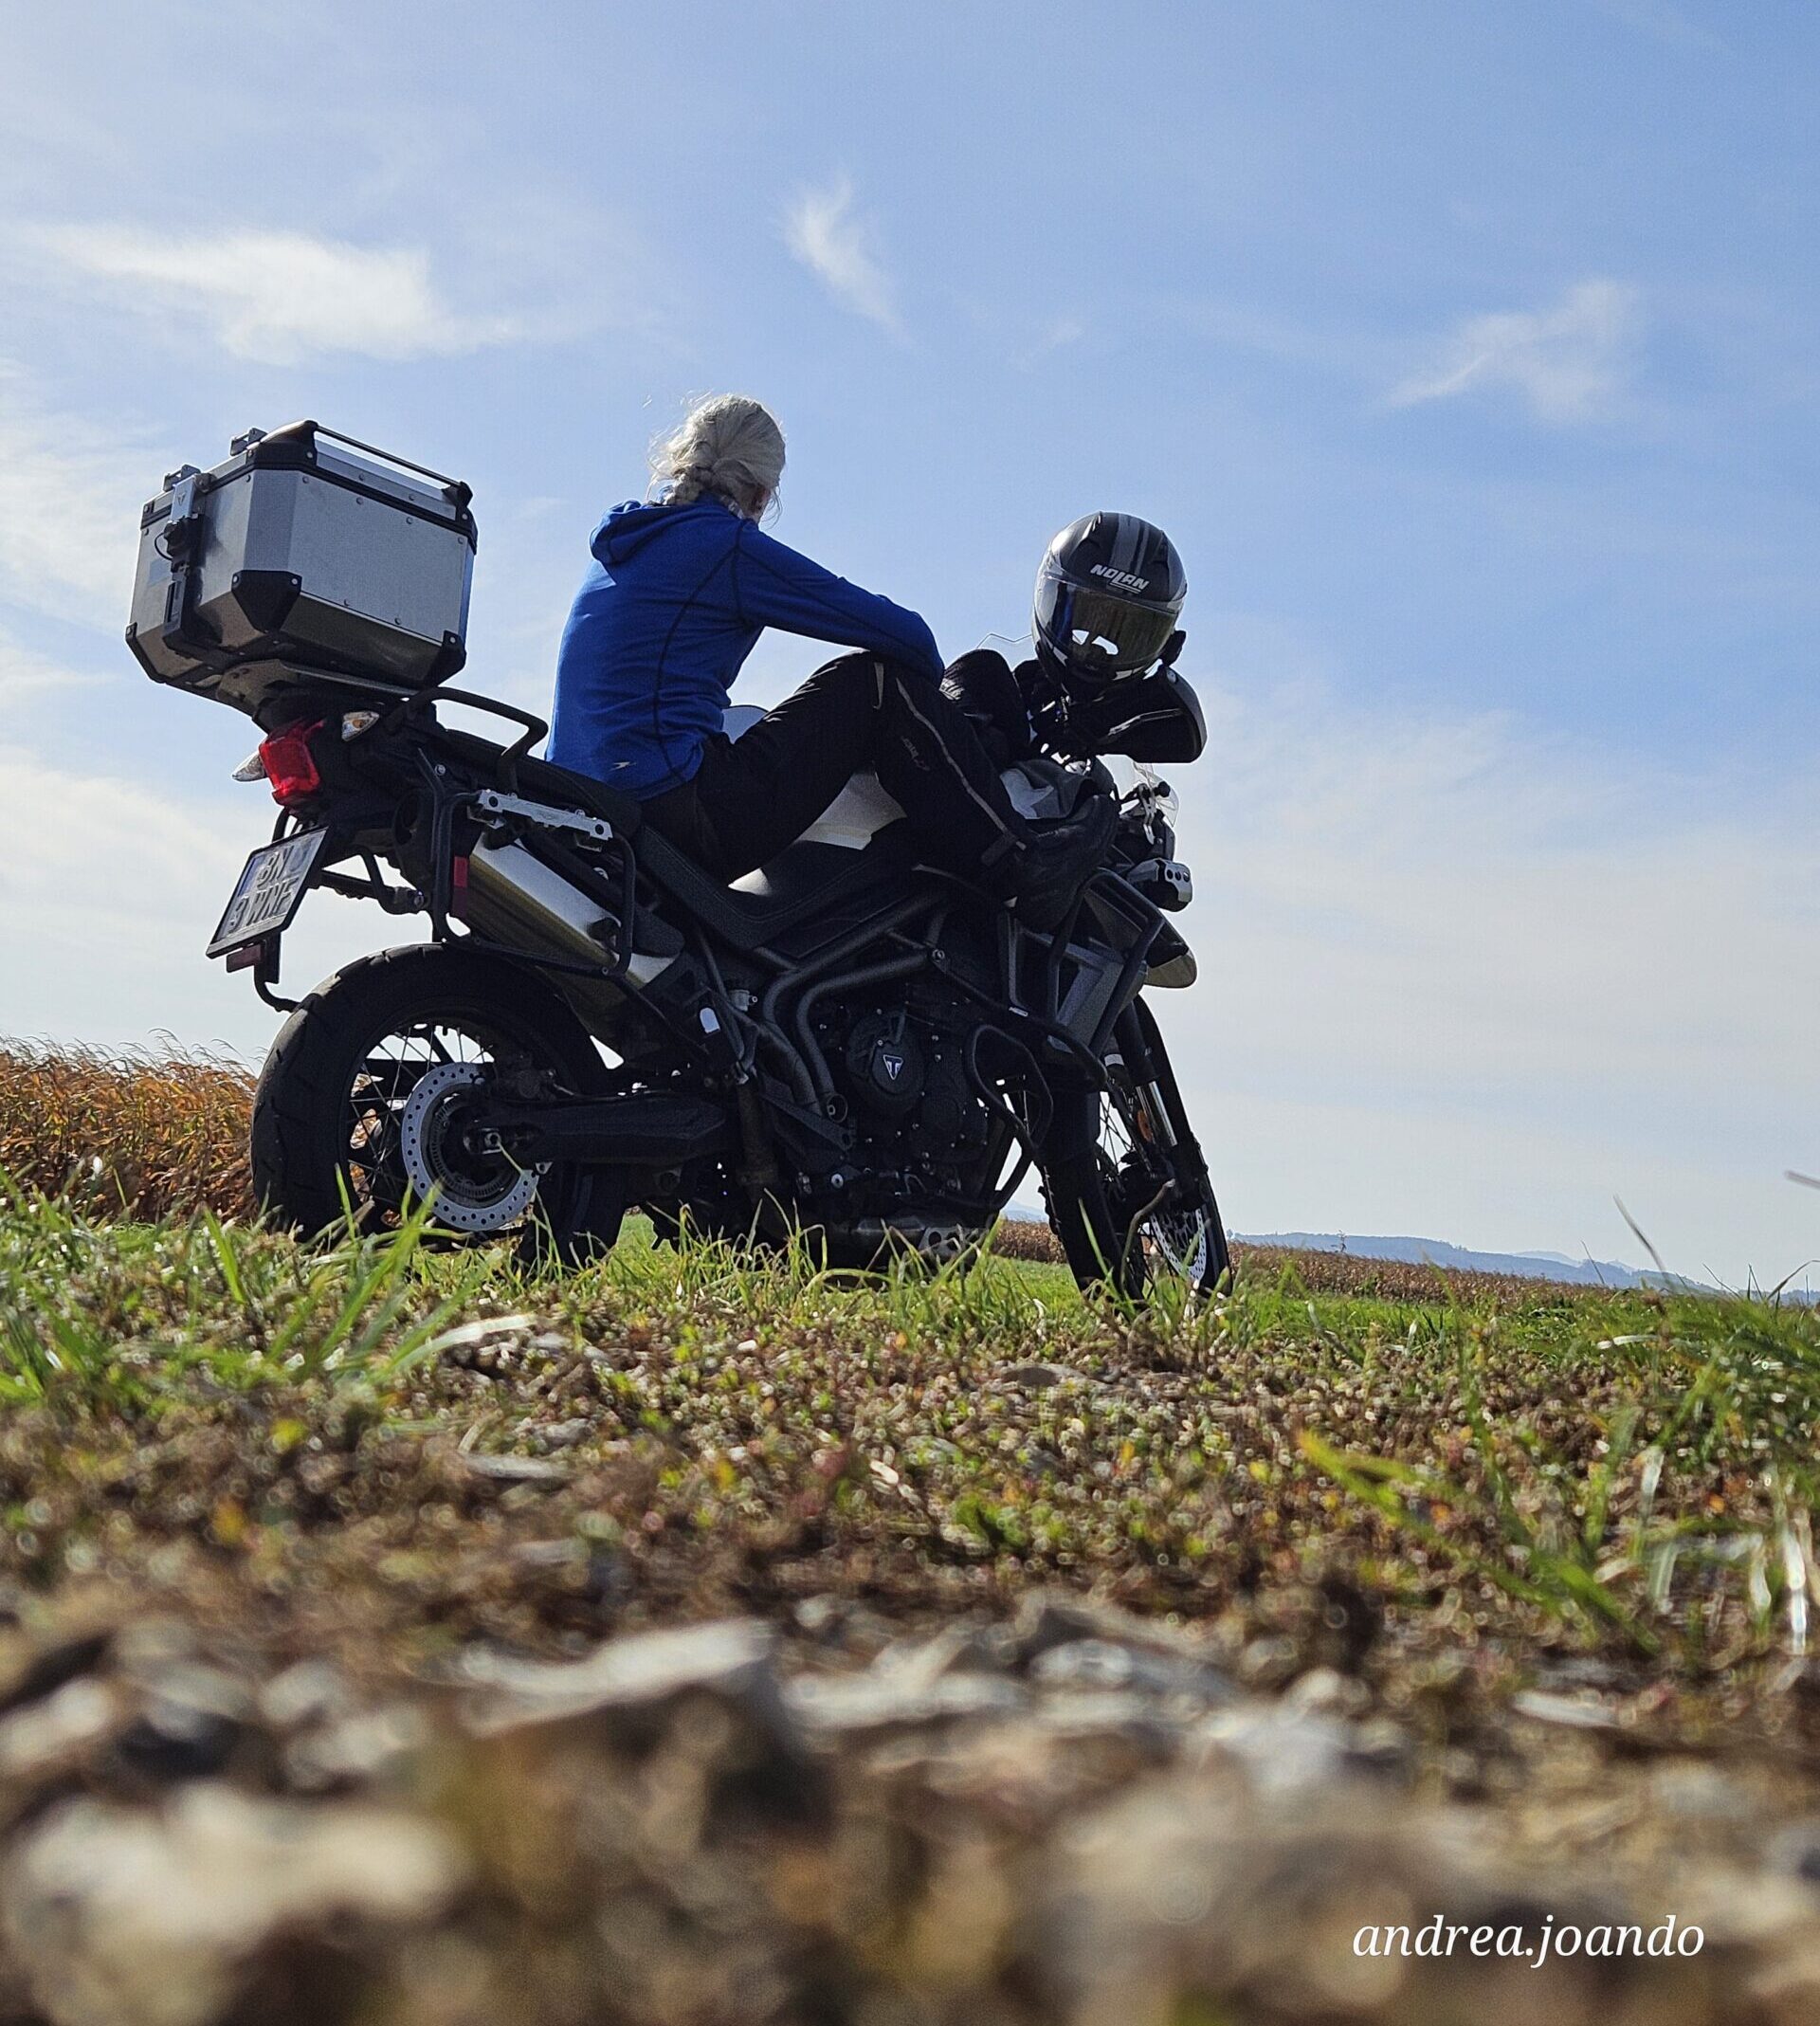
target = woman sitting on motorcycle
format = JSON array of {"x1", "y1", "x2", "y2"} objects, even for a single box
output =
[{"x1": 549, "y1": 393, "x2": 1113, "y2": 922}]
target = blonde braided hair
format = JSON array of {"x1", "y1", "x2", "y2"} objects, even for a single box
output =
[{"x1": 651, "y1": 394, "x2": 785, "y2": 520}]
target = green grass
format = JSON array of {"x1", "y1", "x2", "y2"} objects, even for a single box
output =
[{"x1": 2, "y1": 1175, "x2": 1818, "y2": 1698}]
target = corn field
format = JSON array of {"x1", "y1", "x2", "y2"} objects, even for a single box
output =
[{"x1": 0, "y1": 1042, "x2": 256, "y2": 1221}]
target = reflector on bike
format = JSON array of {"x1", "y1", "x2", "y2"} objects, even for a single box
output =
[{"x1": 258, "y1": 722, "x2": 323, "y2": 808}]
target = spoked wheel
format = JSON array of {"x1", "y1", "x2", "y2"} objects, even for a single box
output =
[
  {"x1": 252, "y1": 945, "x2": 623, "y2": 1257},
  {"x1": 1041, "y1": 999, "x2": 1230, "y2": 1300}
]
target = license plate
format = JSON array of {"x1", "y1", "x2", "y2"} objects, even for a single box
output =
[{"x1": 208, "y1": 830, "x2": 327, "y2": 958}]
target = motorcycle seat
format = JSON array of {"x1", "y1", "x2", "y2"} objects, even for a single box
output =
[{"x1": 637, "y1": 823, "x2": 919, "y2": 952}]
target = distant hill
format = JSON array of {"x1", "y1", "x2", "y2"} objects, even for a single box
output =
[
  {"x1": 1004, "y1": 1205, "x2": 1664, "y2": 1289},
  {"x1": 1237, "y1": 1232, "x2": 1652, "y2": 1288},
  {"x1": 1001, "y1": 1207, "x2": 1754, "y2": 1295}
]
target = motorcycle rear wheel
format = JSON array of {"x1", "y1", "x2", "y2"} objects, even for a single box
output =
[
  {"x1": 1041, "y1": 1000, "x2": 1230, "y2": 1301},
  {"x1": 250, "y1": 944, "x2": 623, "y2": 1259}
]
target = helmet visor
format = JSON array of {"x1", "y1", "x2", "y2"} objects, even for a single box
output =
[{"x1": 1043, "y1": 581, "x2": 1176, "y2": 677}]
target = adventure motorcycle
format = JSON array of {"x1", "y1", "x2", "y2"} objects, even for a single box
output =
[{"x1": 129, "y1": 422, "x2": 1228, "y2": 1297}]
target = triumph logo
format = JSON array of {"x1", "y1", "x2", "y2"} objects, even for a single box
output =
[{"x1": 1089, "y1": 562, "x2": 1150, "y2": 593}]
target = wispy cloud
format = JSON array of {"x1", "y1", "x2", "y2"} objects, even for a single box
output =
[
  {"x1": 0, "y1": 364, "x2": 161, "y2": 626},
  {"x1": 0, "y1": 736, "x2": 412, "y2": 1055},
  {"x1": 1391, "y1": 279, "x2": 1641, "y2": 422},
  {"x1": 1584, "y1": 0, "x2": 1723, "y2": 49},
  {"x1": 0, "y1": 630, "x2": 96, "y2": 703},
  {"x1": 1010, "y1": 313, "x2": 1085, "y2": 372},
  {"x1": 0, "y1": 740, "x2": 261, "y2": 1049},
  {"x1": 1157, "y1": 655, "x2": 1820, "y2": 1278},
  {"x1": 34, "y1": 226, "x2": 522, "y2": 365},
  {"x1": 783, "y1": 177, "x2": 902, "y2": 334}
]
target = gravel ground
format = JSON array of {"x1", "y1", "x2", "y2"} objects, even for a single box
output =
[
  {"x1": 5, "y1": 1101, "x2": 1820, "y2": 2018},
  {"x1": 0, "y1": 1592, "x2": 1813, "y2": 2024}
]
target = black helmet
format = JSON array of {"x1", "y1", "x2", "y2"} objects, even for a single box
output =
[{"x1": 1033, "y1": 513, "x2": 1186, "y2": 687}]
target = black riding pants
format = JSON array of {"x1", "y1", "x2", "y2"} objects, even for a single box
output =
[{"x1": 641, "y1": 652, "x2": 1025, "y2": 883}]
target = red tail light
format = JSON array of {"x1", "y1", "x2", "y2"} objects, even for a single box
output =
[{"x1": 258, "y1": 721, "x2": 323, "y2": 808}]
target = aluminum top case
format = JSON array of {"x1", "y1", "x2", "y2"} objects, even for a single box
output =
[{"x1": 128, "y1": 420, "x2": 476, "y2": 705}]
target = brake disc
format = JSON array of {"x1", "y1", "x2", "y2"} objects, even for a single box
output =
[
  {"x1": 1149, "y1": 1205, "x2": 1211, "y2": 1282},
  {"x1": 397, "y1": 1061, "x2": 546, "y2": 1232}
]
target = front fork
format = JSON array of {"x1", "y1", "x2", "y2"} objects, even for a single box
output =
[{"x1": 1106, "y1": 1006, "x2": 1182, "y2": 1158}]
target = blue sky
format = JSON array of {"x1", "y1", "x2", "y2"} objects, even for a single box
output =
[{"x1": 2, "y1": 0, "x2": 1817, "y2": 1282}]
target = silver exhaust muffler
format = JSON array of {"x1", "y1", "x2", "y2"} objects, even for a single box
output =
[{"x1": 462, "y1": 838, "x2": 676, "y2": 1013}]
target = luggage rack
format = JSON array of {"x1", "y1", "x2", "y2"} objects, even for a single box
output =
[
  {"x1": 224, "y1": 421, "x2": 474, "y2": 504},
  {"x1": 270, "y1": 664, "x2": 551, "y2": 787}
]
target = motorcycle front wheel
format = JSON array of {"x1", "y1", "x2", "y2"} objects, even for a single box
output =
[
  {"x1": 250, "y1": 944, "x2": 623, "y2": 1259},
  {"x1": 1040, "y1": 999, "x2": 1230, "y2": 1301}
]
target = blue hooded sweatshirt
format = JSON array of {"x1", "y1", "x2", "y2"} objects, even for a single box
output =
[{"x1": 548, "y1": 497, "x2": 944, "y2": 797}]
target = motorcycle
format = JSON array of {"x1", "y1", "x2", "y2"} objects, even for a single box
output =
[{"x1": 130, "y1": 422, "x2": 1228, "y2": 1298}]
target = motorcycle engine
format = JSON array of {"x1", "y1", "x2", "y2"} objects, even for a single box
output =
[
  {"x1": 827, "y1": 994, "x2": 993, "y2": 1207},
  {"x1": 844, "y1": 1011, "x2": 924, "y2": 1119}
]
